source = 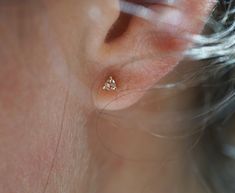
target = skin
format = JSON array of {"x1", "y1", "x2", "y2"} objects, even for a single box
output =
[{"x1": 0, "y1": 0, "x2": 215, "y2": 193}]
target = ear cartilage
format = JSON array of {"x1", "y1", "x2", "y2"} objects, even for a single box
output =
[{"x1": 102, "y1": 76, "x2": 117, "y2": 91}]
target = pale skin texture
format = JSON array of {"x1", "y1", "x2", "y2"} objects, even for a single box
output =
[{"x1": 0, "y1": 0, "x2": 215, "y2": 193}]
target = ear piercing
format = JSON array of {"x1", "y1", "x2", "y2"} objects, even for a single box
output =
[{"x1": 102, "y1": 76, "x2": 117, "y2": 91}]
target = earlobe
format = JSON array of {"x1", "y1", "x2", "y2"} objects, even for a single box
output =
[
  {"x1": 93, "y1": 56, "x2": 180, "y2": 110},
  {"x1": 92, "y1": 0, "x2": 216, "y2": 110}
]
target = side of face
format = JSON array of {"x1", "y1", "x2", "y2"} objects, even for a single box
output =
[{"x1": 0, "y1": 0, "x2": 216, "y2": 193}]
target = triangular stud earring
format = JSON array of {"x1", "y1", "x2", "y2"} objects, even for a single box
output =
[{"x1": 102, "y1": 76, "x2": 117, "y2": 91}]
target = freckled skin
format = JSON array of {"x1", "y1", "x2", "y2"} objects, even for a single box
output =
[{"x1": 0, "y1": 0, "x2": 215, "y2": 193}]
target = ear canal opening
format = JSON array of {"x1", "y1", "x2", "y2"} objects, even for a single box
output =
[{"x1": 105, "y1": 12, "x2": 132, "y2": 43}]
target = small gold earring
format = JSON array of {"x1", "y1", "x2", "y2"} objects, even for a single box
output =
[{"x1": 102, "y1": 76, "x2": 117, "y2": 91}]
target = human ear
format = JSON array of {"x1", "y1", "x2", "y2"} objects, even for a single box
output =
[{"x1": 88, "y1": 0, "x2": 216, "y2": 110}]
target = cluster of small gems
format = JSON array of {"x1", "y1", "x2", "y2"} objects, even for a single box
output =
[{"x1": 102, "y1": 76, "x2": 117, "y2": 91}]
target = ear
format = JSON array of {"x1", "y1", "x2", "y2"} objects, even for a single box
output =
[{"x1": 88, "y1": 0, "x2": 216, "y2": 110}]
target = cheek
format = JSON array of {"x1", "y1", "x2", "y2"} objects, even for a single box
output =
[
  {"x1": 0, "y1": 65, "x2": 68, "y2": 191},
  {"x1": 0, "y1": 117, "x2": 61, "y2": 192}
]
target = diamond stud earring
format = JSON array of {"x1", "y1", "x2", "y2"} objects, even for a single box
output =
[{"x1": 102, "y1": 76, "x2": 117, "y2": 91}]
